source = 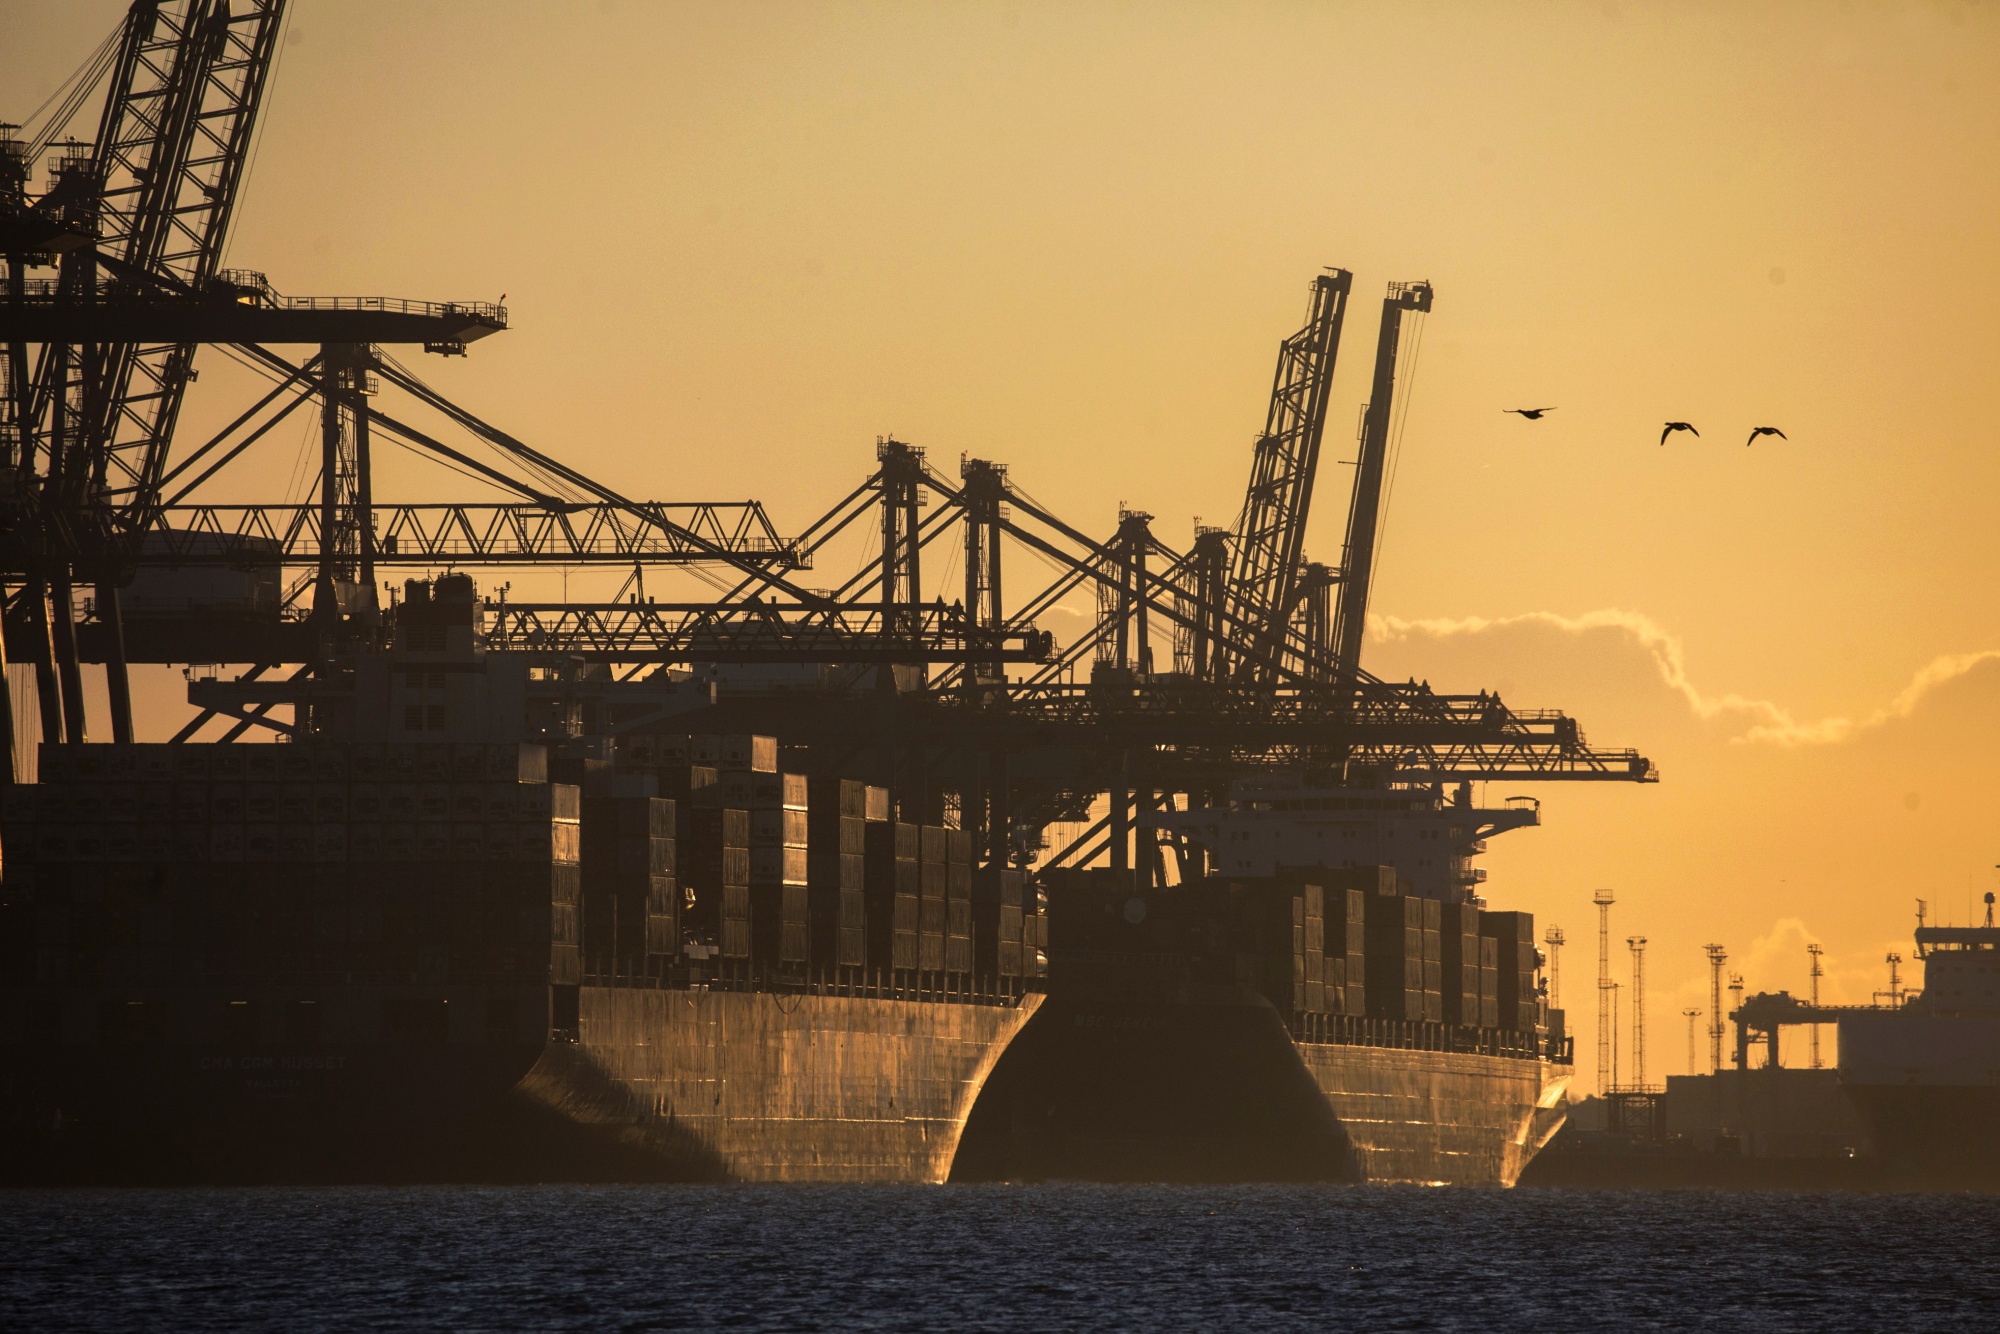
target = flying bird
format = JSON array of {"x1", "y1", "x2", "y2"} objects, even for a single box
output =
[
  {"x1": 1503, "y1": 407, "x2": 1556, "y2": 420},
  {"x1": 1659, "y1": 421, "x2": 1698, "y2": 446},
  {"x1": 1745, "y1": 426, "x2": 1786, "y2": 446}
]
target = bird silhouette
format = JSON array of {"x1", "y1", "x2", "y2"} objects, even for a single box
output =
[
  {"x1": 1659, "y1": 421, "x2": 1698, "y2": 446},
  {"x1": 1504, "y1": 407, "x2": 1556, "y2": 420},
  {"x1": 1745, "y1": 426, "x2": 1786, "y2": 446}
]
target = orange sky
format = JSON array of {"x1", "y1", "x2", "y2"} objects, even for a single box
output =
[{"x1": 8, "y1": 0, "x2": 1999, "y2": 1083}]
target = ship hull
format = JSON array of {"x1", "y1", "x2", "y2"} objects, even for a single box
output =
[
  {"x1": 0, "y1": 984, "x2": 1039, "y2": 1185},
  {"x1": 520, "y1": 986, "x2": 1041, "y2": 1183},
  {"x1": 1296, "y1": 1041, "x2": 1568, "y2": 1187},
  {"x1": 1837, "y1": 1085, "x2": 2000, "y2": 1189},
  {"x1": 1837, "y1": 1009, "x2": 2000, "y2": 1189},
  {"x1": 953, "y1": 986, "x2": 1568, "y2": 1186}
]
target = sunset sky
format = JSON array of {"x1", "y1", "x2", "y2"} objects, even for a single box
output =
[{"x1": 8, "y1": 0, "x2": 1998, "y2": 1081}]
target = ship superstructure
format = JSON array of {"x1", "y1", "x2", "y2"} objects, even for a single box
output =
[
  {"x1": 1160, "y1": 774, "x2": 1541, "y2": 901},
  {"x1": 1837, "y1": 909, "x2": 2000, "y2": 1184}
]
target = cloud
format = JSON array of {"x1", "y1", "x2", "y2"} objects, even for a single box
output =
[{"x1": 1370, "y1": 608, "x2": 2000, "y2": 747}]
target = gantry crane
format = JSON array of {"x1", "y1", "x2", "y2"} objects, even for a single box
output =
[
  {"x1": 5, "y1": 12, "x2": 1654, "y2": 877},
  {"x1": 1198, "y1": 274, "x2": 1433, "y2": 694},
  {"x1": 1, "y1": 1, "x2": 803, "y2": 771},
  {"x1": 1220, "y1": 268, "x2": 1350, "y2": 684},
  {"x1": 629, "y1": 435, "x2": 1653, "y2": 869},
  {"x1": 1330, "y1": 280, "x2": 1432, "y2": 695},
  {"x1": 5, "y1": 1, "x2": 289, "y2": 752}
]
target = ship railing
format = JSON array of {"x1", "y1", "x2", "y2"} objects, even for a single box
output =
[
  {"x1": 1288, "y1": 1010, "x2": 1573, "y2": 1063},
  {"x1": 576, "y1": 961, "x2": 1042, "y2": 1008}
]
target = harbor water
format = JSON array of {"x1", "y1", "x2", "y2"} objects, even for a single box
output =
[{"x1": 4, "y1": 1183, "x2": 1995, "y2": 1331}]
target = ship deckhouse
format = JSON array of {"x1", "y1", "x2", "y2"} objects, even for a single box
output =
[{"x1": 1158, "y1": 773, "x2": 1541, "y2": 903}]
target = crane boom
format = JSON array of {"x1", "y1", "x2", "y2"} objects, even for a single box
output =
[
  {"x1": 85, "y1": 0, "x2": 287, "y2": 537},
  {"x1": 1222, "y1": 269, "x2": 1350, "y2": 682},
  {"x1": 1331, "y1": 280, "x2": 1430, "y2": 690}
]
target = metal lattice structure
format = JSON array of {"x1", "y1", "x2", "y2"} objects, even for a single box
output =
[
  {"x1": 1331, "y1": 280, "x2": 1432, "y2": 691},
  {"x1": 1221, "y1": 269, "x2": 1350, "y2": 682},
  {"x1": 1, "y1": 2, "x2": 808, "y2": 766},
  {"x1": 142, "y1": 500, "x2": 797, "y2": 567},
  {"x1": 6, "y1": 8, "x2": 1655, "y2": 888},
  {"x1": 66, "y1": 0, "x2": 286, "y2": 537},
  {"x1": 483, "y1": 601, "x2": 1052, "y2": 665}
]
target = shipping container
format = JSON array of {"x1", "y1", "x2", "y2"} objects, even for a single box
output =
[{"x1": 719, "y1": 734, "x2": 777, "y2": 773}]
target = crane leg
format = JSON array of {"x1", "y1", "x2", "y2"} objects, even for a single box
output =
[
  {"x1": 49, "y1": 573, "x2": 88, "y2": 744},
  {"x1": 0, "y1": 582, "x2": 16, "y2": 782},
  {"x1": 98, "y1": 582, "x2": 134, "y2": 744},
  {"x1": 25, "y1": 580, "x2": 64, "y2": 751}
]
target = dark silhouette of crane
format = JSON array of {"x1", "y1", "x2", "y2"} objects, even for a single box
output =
[
  {"x1": 1218, "y1": 269, "x2": 1351, "y2": 684},
  {"x1": 1331, "y1": 280, "x2": 1433, "y2": 697},
  {"x1": 4, "y1": 0, "x2": 289, "y2": 752},
  {"x1": 0, "y1": 0, "x2": 799, "y2": 773},
  {"x1": 1204, "y1": 274, "x2": 1433, "y2": 692},
  {"x1": 4, "y1": 17, "x2": 1660, "y2": 879}
]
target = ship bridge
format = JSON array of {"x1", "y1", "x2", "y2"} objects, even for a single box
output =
[{"x1": 1155, "y1": 774, "x2": 1540, "y2": 903}]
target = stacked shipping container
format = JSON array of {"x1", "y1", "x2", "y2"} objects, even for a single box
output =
[
  {"x1": 807, "y1": 779, "x2": 882, "y2": 971},
  {"x1": 747, "y1": 769, "x2": 808, "y2": 972},
  {"x1": 4, "y1": 730, "x2": 1051, "y2": 997},
  {"x1": 972, "y1": 867, "x2": 1025, "y2": 980},
  {"x1": 579, "y1": 781, "x2": 674, "y2": 979},
  {"x1": 918, "y1": 826, "x2": 946, "y2": 973},
  {"x1": 1479, "y1": 909, "x2": 1539, "y2": 1032},
  {"x1": 1439, "y1": 901, "x2": 1482, "y2": 1026},
  {"x1": 1, "y1": 741, "x2": 579, "y2": 989},
  {"x1": 946, "y1": 828, "x2": 973, "y2": 976},
  {"x1": 1040, "y1": 865, "x2": 1543, "y2": 1037}
]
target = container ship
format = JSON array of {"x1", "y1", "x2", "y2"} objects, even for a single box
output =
[
  {"x1": 0, "y1": 734, "x2": 1569, "y2": 1187},
  {"x1": 0, "y1": 730, "x2": 1044, "y2": 1185},
  {"x1": 3, "y1": 12, "x2": 1633, "y2": 1182},
  {"x1": 1520, "y1": 907, "x2": 2000, "y2": 1193},
  {"x1": 1837, "y1": 908, "x2": 2000, "y2": 1189},
  {"x1": 0, "y1": 550, "x2": 1581, "y2": 1189},
  {"x1": 955, "y1": 775, "x2": 1572, "y2": 1187}
]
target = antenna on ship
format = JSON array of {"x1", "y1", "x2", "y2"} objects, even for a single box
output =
[
  {"x1": 1986, "y1": 890, "x2": 1995, "y2": 929},
  {"x1": 1807, "y1": 943, "x2": 1825, "y2": 1068},
  {"x1": 1704, "y1": 944, "x2": 1727, "y2": 1073}
]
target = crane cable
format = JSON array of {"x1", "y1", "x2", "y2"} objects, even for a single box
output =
[
  {"x1": 1370, "y1": 306, "x2": 1427, "y2": 592},
  {"x1": 16, "y1": 19, "x2": 122, "y2": 161},
  {"x1": 222, "y1": 0, "x2": 297, "y2": 271}
]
